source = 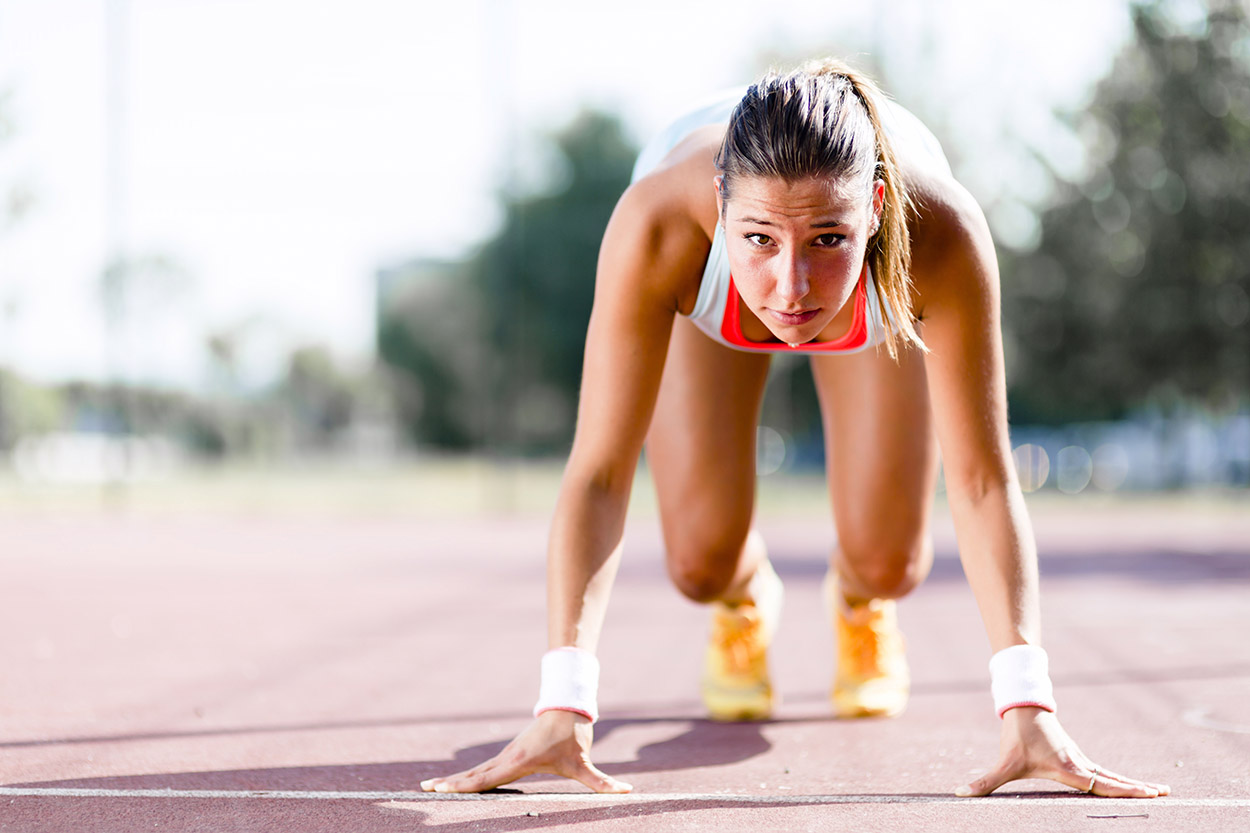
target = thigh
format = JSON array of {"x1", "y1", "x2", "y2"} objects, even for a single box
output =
[
  {"x1": 646, "y1": 316, "x2": 772, "y2": 575},
  {"x1": 811, "y1": 343, "x2": 938, "y2": 573}
]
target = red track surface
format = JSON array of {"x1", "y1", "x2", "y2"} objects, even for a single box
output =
[{"x1": 1, "y1": 495, "x2": 1247, "y2": 831}]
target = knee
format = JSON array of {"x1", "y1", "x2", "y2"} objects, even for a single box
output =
[
  {"x1": 665, "y1": 533, "x2": 745, "y2": 604},
  {"x1": 667, "y1": 557, "x2": 737, "y2": 603},
  {"x1": 837, "y1": 535, "x2": 933, "y2": 600}
]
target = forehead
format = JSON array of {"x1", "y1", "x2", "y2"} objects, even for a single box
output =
[{"x1": 724, "y1": 175, "x2": 869, "y2": 221}]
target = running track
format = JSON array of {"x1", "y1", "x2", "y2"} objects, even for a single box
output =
[{"x1": 1, "y1": 486, "x2": 1247, "y2": 831}]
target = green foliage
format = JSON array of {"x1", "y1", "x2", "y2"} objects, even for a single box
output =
[
  {"x1": 54, "y1": 380, "x2": 229, "y2": 454},
  {"x1": 377, "y1": 306, "x2": 473, "y2": 449},
  {"x1": 0, "y1": 340, "x2": 379, "y2": 461},
  {"x1": 380, "y1": 109, "x2": 639, "y2": 453},
  {"x1": 281, "y1": 345, "x2": 356, "y2": 440},
  {"x1": 0, "y1": 368, "x2": 64, "y2": 449},
  {"x1": 273, "y1": 344, "x2": 391, "y2": 455},
  {"x1": 473, "y1": 110, "x2": 639, "y2": 453},
  {"x1": 1005, "y1": 0, "x2": 1250, "y2": 423}
]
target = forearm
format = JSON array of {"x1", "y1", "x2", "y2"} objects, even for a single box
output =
[
  {"x1": 948, "y1": 477, "x2": 1042, "y2": 652},
  {"x1": 545, "y1": 472, "x2": 632, "y2": 651}
]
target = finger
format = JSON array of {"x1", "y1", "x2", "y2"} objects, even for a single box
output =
[
  {"x1": 429, "y1": 761, "x2": 520, "y2": 794},
  {"x1": 1088, "y1": 774, "x2": 1158, "y2": 799},
  {"x1": 566, "y1": 759, "x2": 632, "y2": 794},
  {"x1": 1084, "y1": 765, "x2": 1171, "y2": 796},
  {"x1": 955, "y1": 758, "x2": 1022, "y2": 797},
  {"x1": 1061, "y1": 758, "x2": 1159, "y2": 798},
  {"x1": 1047, "y1": 763, "x2": 1158, "y2": 799},
  {"x1": 1082, "y1": 766, "x2": 1166, "y2": 799},
  {"x1": 420, "y1": 761, "x2": 492, "y2": 793}
]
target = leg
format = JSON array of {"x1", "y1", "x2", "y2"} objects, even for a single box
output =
[
  {"x1": 647, "y1": 316, "x2": 772, "y2": 604},
  {"x1": 811, "y1": 342, "x2": 939, "y2": 603},
  {"x1": 647, "y1": 316, "x2": 780, "y2": 720},
  {"x1": 811, "y1": 342, "x2": 939, "y2": 717}
]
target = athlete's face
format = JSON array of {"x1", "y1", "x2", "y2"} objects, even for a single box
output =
[{"x1": 717, "y1": 174, "x2": 884, "y2": 345}]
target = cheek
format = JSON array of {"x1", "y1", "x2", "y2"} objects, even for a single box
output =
[
  {"x1": 725, "y1": 261, "x2": 777, "y2": 309},
  {"x1": 729, "y1": 271, "x2": 764, "y2": 306},
  {"x1": 725, "y1": 247, "x2": 767, "y2": 287}
]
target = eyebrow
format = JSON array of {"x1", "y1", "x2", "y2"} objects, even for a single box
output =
[{"x1": 733, "y1": 216, "x2": 848, "y2": 228}]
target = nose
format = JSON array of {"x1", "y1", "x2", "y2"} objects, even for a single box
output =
[{"x1": 775, "y1": 253, "x2": 809, "y2": 304}]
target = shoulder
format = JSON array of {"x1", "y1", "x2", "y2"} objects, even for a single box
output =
[
  {"x1": 909, "y1": 172, "x2": 993, "y2": 264},
  {"x1": 626, "y1": 122, "x2": 722, "y2": 235},
  {"x1": 600, "y1": 128, "x2": 722, "y2": 312},
  {"x1": 906, "y1": 168, "x2": 998, "y2": 314}
]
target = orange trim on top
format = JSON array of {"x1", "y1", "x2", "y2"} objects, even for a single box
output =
[{"x1": 720, "y1": 265, "x2": 870, "y2": 352}]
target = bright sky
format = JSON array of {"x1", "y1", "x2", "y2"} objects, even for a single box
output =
[{"x1": 0, "y1": 0, "x2": 1132, "y2": 390}]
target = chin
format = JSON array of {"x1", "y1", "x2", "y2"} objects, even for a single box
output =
[{"x1": 773, "y1": 329, "x2": 812, "y2": 345}]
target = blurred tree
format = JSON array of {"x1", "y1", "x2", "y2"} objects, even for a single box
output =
[
  {"x1": 473, "y1": 109, "x2": 639, "y2": 453},
  {"x1": 200, "y1": 321, "x2": 297, "y2": 459},
  {"x1": 55, "y1": 380, "x2": 227, "y2": 456},
  {"x1": 1004, "y1": 0, "x2": 1250, "y2": 423},
  {"x1": 279, "y1": 344, "x2": 357, "y2": 449},
  {"x1": 377, "y1": 259, "x2": 482, "y2": 449},
  {"x1": 380, "y1": 109, "x2": 638, "y2": 453},
  {"x1": 0, "y1": 368, "x2": 63, "y2": 449},
  {"x1": 206, "y1": 329, "x2": 242, "y2": 394},
  {"x1": 95, "y1": 252, "x2": 193, "y2": 489},
  {"x1": 0, "y1": 87, "x2": 38, "y2": 450}
]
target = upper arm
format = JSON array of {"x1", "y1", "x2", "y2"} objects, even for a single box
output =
[
  {"x1": 563, "y1": 178, "x2": 708, "y2": 492},
  {"x1": 912, "y1": 181, "x2": 1015, "y2": 502}
]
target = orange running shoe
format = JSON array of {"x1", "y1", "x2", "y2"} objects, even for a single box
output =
[
  {"x1": 701, "y1": 560, "x2": 783, "y2": 721},
  {"x1": 825, "y1": 571, "x2": 909, "y2": 718}
]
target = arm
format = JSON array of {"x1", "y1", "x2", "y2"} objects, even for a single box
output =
[
  {"x1": 423, "y1": 175, "x2": 711, "y2": 795},
  {"x1": 915, "y1": 182, "x2": 1168, "y2": 799},
  {"x1": 913, "y1": 186, "x2": 1038, "y2": 655},
  {"x1": 546, "y1": 190, "x2": 687, "y2": 652}
]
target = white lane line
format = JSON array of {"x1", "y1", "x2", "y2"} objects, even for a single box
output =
[
  {"x1": 1182, "y1": 707, "x2": 1250, "y2": 735},
  {"x1": 0, "y1": 788, "x2": 1244, "y2": 807}
]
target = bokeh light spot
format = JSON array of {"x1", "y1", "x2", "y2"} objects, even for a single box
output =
[{"x1": 1013, "y1": 443, "x2": 1050, "y2": 492}]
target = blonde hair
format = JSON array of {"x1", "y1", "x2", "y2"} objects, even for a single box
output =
[{"x1": 715, "y1": 58, "x2": 924, "y2": 358}]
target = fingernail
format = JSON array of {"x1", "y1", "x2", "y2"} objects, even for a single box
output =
[
  {"x1": 420, "y1": 780, "x2": 434, "y2": 791},
  {"x1": 954, "y1": 785, "x2": 973, "y2": 797}
]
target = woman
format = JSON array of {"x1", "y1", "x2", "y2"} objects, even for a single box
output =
[{"x1": 421, "y1": 59, "x2": 1169, "y2": 798}]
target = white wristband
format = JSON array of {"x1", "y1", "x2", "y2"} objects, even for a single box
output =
[
  {"x1": 989, "y1": 644, "x2": 1057, "y2": 718},
  {"x1": 533, "y1": 647, "x2": 600, "y2": 723}
]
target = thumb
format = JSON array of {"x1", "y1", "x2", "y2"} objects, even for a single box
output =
[
  {"x1": 569, "y1": 759, "x2": 632, "y2": 794},
  {"x1": 955, "y1": 758, "x2": 1019, "y2": 798}
]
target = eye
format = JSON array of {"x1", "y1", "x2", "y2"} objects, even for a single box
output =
[
  {"x1": 744, "y1": 233, "x2": 772, "y2": 247},
  {"x1": 814, "y1": 233, "x2": 845, "y2": 247}
]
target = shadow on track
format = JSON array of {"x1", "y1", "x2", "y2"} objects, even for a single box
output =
[
  {"x1": 6, "y1": 653, "x2": 1248, "y2": 753},
  {"x1": 7, "y1": 716, "x2": 770, "y2": 792},
  {"x1": 773, "y1": 547, "x2": 1250, "y2": 585}
]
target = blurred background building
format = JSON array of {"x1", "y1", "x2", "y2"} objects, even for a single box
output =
[{"x1": 0, "y1": 0, "x2": 1246, "y2": 494}]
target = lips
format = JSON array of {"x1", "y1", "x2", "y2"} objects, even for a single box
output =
[{"x1": 767, "y1": 308, "x2": 820, "y2": 327}]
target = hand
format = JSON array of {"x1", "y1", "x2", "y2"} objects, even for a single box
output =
[
  {"x1": 955, "y1": 707, "x2": 1170, "y2": 798},
  {"x1": 420, "y1": 709, "x2": 632, "y2": 794}
]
